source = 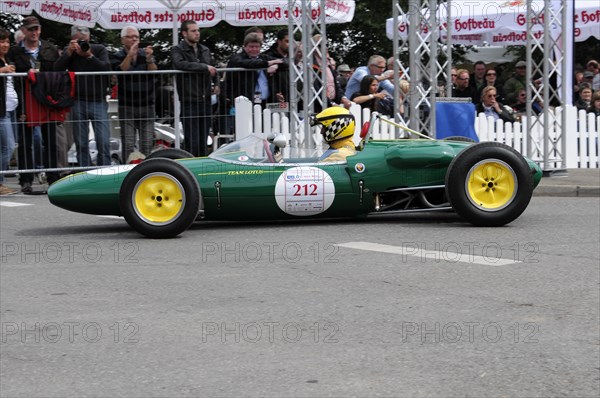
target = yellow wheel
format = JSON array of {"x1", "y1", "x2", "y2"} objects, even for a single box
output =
[
  {"x1": 133, "y1": 172, "x2": 185, "y2": 225},
  {"x1": 120, "y1": 158, "x2": 200, "y2": 238},
  {"x1": 466, "y1": 159, "x2": 517, "y2": 211},
  {"x1": 445, "y1": 142, "x2": 534, "y2": 227}
]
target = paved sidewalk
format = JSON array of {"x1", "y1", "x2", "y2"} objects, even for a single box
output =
[{"x1": 535, "y1": 168, "x2": 600, "y2": 197}]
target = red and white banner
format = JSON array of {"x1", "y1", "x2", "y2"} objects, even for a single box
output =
[
  {"x1": 1, "y1": 0, "x2": 355, "y2": 28},
  {"x1": 386, "y1": 0, "x2": 599, "y2": 45}
]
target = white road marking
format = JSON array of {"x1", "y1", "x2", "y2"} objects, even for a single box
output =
[
  {"x1": 337, "y1": 241, "x2": 520, "y2": 266},
  {"x1": 0, "y1": 201, "x2": 33, "y2": 207}
]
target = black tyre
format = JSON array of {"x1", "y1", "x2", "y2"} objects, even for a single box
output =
[
  {"x1": 119, "y1": 158, "x2": 200, "y2": 238},
  {"x1": 146, "y1": 148, "x2": 194, "y2": 160},
  {"x1": 445, "y1": 142, "x2": 534, "y2": 226}
]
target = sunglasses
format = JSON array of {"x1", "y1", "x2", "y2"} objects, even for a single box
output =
[
  {"x1": 486, "y1": 73, "x2": 496, "y2": 76},
  {"x1": 26, "y1": 26, "x2": 40, "y2": 32}
]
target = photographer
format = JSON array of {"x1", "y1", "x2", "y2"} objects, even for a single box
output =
[
  {"x1": 111, "y1": 26, "x2": 157, "y2": 163},
  {"x1": 54, "y1": 26, "x2": 111, "y2": 167}
]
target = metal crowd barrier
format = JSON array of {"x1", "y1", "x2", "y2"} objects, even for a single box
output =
[{"x1": 1, "y1": 67, "x2": 286, "y2": 179}]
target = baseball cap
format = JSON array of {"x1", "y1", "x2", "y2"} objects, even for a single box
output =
[
  {"x1": 515, "y1": 60, "x2": 526, "y2": 68},
  {"x1": 337, "y1": 64, "x2": 351, "y2": 73},
  {"x1": 22, "y1": 16, "x2": 41, "y2": 29},
  {"x1": 583, "y1": 71, "x2": 594, "y2": 78}
]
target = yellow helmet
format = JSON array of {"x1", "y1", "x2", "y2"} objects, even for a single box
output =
[{"x1": 311, "y1": 106, "x2": 355, "y2": 143}]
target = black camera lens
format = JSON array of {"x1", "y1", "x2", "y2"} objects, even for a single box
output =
[{"x1": 78, "y1": 40, "x2": 90, "y2": 52}]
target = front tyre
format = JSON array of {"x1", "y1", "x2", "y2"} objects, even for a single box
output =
[
  {"x1": 445, "y1": 142, "x2": 534, "y2": 227},
  {"x1": 119, "y1": 158, "x2": 200, "y2": 238}
]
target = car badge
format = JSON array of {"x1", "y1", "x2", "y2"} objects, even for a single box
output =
[
  {"x1": 355, "y1": 163, "x2": 366, "y2": 173},
  {"x1": 238, "y1": 155, "x2": 249, "y2": 162}
]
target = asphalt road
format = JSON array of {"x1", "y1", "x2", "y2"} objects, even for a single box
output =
[{"x1": 1, "y1": 194, "x2": 599, "y2": 397}]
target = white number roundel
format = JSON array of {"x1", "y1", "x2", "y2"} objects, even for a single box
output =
[{"x1": 274, "y1": 166, "x2": 335, "y2": 216}]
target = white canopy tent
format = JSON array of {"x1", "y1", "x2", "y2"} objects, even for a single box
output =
[
  {"x1": 1, "y1": 0, "x2": 356, "y2": 31},
  {"x1": 386, "y1": 0, "x2": 599, "y2": 45}
]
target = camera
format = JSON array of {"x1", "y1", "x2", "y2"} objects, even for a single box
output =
[{"x1": 78, "y1": 40, "x2": 90, "y2": 52}]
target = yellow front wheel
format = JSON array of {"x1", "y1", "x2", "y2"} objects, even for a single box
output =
[
  {"x1": 133, "y1": 173, "x2": 185, "y2": 225},
  {"x1": 466, "y1": 159, "x2": 517, "y2": 211},
  {"x1": 120, "y1": 159, "x2": 200, "y2": 238}
]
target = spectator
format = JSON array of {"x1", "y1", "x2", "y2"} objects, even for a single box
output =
[
  {"x1": 344, "y1": 55, "x2": 395, "y2": 99},
  {"x1": 310, "y1": 34, "x2": 350, "y2": 112},
  {"x1": 512, "y1": 89, "x2": 542, "y2": 115},
  {"x1": 349, "y1": 75, "x2": 394, "y2": 116},
  {"x1": 111, "y1": 25, "x2": 157, "y2": 162},
  {"x1": 244, "y1": 26, "x2": 264, "y2": 43},
  {"x1": 452, "y1": 69, "x2": 478, "y2": 103},
  {"x1": 573, "y1": 71, "x2": 584, "y2": 103},
  {"x1": 327, "y1": 55, "x2": 336, "y2": 71},
  {"x1": 504, "y1": 60, "x2": 527, "y2": 106},
  {"x1": 0, "y1": 28, "x2": 17, "y2": 195},
  {"x1": 171, "y1": 20, "x2": 217, "y2": 157},
  {"x1": 450, "y1": 67, "x2": 458, "y2": 89},
  {"x1": 589, "y1": 91, "x2": 600, "y2": 116},
  {"x1": 582, "y1": 71, "x2": 595, "y2": 87},
  {"x1": 8, "y1": 16, "x2": 60, "y2": 193},
  {"x1": 261, "y1": 29, "x2": 290, "y2": 103},
  {"x1": 225, "y1": 32, "x2": 284, "y2": 108},
  {"x1": 586, "y1": 60, "x2": 599, "y2": 91},
  {"x1": 387, "y1": 56, "x2": 406, "y2": 87},
  {"x1": 574, "y1": 84, "x2": 593, "y2": 111},
  {"x1": 336, "y1": 64, "x2": 352, "y2": 92},
  {"x1": 481, "y1": 68, "x2": 506, "y2": 103},
  {"x1": 54, "y1": 25, "x2": 111, "y2": 167},
  {"x1": 13, "y1": 30, "x2": 24, "y2": 46},
  {"x1": 469, "y1": 60, "x2": 487, "y2": 96},
  {"x1": 476, "y1": 86, "x2": 515, "y2": 123}
]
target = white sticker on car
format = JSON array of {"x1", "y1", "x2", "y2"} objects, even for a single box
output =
[
  {"x1": 275, "y1": 166, "x2": 335, "y2": 216},
  {"x1": 86, "y1": 165, "x2": 136, "y2": 175}
]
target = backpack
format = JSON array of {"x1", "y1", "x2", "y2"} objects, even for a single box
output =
[{"x1": 28, "y1": 71, "x2": 76, "y2": 109}]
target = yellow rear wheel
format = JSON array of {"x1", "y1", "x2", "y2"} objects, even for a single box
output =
[
  {"x1": 132, "y1": 172, "x2": 185, "y2": 225},
  {"x1": 466, "y1": 159, "x2": 517, "y2": 211}
]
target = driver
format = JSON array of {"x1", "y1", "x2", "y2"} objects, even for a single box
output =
[{"x1": 311, "y1": 107, "x2": 357, "y2": 162}]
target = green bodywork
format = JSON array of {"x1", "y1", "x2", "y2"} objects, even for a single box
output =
[{"x1": 48, "y1": 139, "x2": 542, "y2": 220}]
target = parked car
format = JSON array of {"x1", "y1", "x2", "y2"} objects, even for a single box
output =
[{"x1": 67, "y1": 138, "x2": 123, "y2": 166}]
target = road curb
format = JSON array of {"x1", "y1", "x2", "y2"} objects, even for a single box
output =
[{"x1": 534, "y1": 185, "x2": 600, "y2": 197}]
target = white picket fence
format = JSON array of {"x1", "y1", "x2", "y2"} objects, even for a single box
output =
[{"x1": 233, "y1": 97, "x2": 599, "y2": 169}]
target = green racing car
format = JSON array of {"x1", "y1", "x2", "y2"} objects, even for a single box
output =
[{"x1": 48, "y1": 112, "x2": 543, "y2": 238}]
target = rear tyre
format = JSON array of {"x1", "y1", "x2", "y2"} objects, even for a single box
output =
[
  {"x1": 445, "y1": 142, "x2": 534, "y2": 226},
  {"x1": 119, "y1": 158, "x2": 200, "y2": 238},
  {"x1": 146, "y1": 148, "x2": 194, "y2": 160}
]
